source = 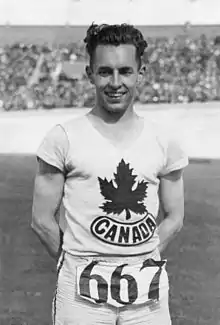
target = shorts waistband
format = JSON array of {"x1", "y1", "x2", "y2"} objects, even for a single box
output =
[{"x1": 61, "y1": 248, "x2": 161, "y2": 266}]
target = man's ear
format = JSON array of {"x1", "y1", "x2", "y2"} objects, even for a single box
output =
[
  {"x1": 86, "y1": 65, "x2": 94, "y2": 84},
  {"x1": 137, "y1": 64, "x2": 146, "y2": 86}
]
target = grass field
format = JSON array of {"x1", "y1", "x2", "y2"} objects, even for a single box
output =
[
  {"x1": 0, "y1": 24, "x2": 220, "y2": 46},
  {"x1": 0, "y1": 154, "x2": 220, "y2": 325}
]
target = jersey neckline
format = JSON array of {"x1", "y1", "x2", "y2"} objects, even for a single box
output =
[{"x1": 82, "y1": 112, "x2": 146, "y2": 153}]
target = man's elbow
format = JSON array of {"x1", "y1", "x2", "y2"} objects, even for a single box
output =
[
  {"x1": 31, "y1": 211, "x2": 46, "y2": 235},
  {"x1": 175, "y1": 218, "x2": 184, "y2": 233},
  {"x1": 166, "y1": 212, "x2": 184, "y2": 234},
  {"x1": 31, "y1": 210, "x2": 57, "y2": 234},
  {"x1": 31, "y1": 215, "x2": 42, "y2": 234}
]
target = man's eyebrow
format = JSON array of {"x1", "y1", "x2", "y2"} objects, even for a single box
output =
[
  {"x1": 119, "y1": 66, "x2": 134, "y2": 71},
  {"x1": 97, "y1": 66, "x2": 112, "y2": 70},
  {"x1": 97, "y1": 66, "x2": 134, "y2": 70}
]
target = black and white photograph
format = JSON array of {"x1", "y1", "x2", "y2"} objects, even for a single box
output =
[{"x1": 0, "y1": 0, "x2": 220, "y2": 324}]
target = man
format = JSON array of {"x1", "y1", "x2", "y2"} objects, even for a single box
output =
[{"x1": 32, "y1": 23, "x2": 188, "y2": 325}]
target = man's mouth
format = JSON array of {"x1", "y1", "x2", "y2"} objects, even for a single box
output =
[{"x1": 105, "y1": 92, "x2": 126, "y2": 99}]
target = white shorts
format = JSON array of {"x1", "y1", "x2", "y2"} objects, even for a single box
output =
[{"x1": 52, "y1": 249, "x2": 171, "y2": 325}]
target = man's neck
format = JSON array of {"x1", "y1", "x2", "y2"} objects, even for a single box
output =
[{"x1": 90, "y1": 104, "x2": 137, "y2": 126}]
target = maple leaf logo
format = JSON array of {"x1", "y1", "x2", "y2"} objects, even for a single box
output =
[{"x1": 98, "y1": 159, "x2": 148, "y2": 220}]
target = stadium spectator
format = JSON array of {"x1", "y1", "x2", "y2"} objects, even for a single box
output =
[{"x1": 1, "y1": 34, "x2": 220, "y2": 110}]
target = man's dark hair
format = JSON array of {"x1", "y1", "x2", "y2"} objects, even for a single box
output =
[{"x1": 84, "y1": 23, "x2": 147, "y2": 68}]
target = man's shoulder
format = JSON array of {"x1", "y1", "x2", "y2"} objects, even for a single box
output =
[
  {"x1": 60, "y1": 113, "x2": 88, "y2": 132},
  {"x1": 143, "y1": 117, "x2": 169, "y2": 139},
  {"x1": 41, "y1": 113, "x2": 88, "y2": 144},
  {"x1": 143, "y1": 117, "x2": 181, "y2": 148}
]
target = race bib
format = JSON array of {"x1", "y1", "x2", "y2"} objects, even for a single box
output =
[{"x1": 76, "y1": 258, "x2": 168, "y2": 308}]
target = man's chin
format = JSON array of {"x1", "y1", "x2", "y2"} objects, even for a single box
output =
[
  {"x1": 104, "y1": 103, "x2": 127, "y2": 114},
  {"x1": 103, "y1": 98, "x2": 133, "y2": 111}
]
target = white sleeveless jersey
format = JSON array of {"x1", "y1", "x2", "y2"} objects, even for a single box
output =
[{"x1": 37, "y1": 114, "x2": 188, "y2": 256}]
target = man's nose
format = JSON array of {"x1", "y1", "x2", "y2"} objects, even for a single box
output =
[{"x1": 110, "y1": 71, "x2": 121, "y2": 88}]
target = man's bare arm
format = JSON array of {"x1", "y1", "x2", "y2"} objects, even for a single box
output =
[
  {"x1": 158, "y1": 169, "x2": 185, "y2": 254},
  {"x1": 31, "y1": 158, "x2": 65, "y2": 261}
]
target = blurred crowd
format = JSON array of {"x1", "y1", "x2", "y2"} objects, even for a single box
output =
[{"x1": 1, "y1": 33, "x2": 220, "y2": 111}]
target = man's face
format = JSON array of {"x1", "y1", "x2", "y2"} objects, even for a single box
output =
[{"x1": 87, "y1": 44, "x2": 144, "y2": 114}]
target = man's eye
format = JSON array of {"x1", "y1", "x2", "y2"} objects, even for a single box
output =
[
  {"x1": 120, "y1": 69, "x2": 132, "y2": 75},
  {"x1": 99, "y1": 70, "x2": 111, "y2": 76}
]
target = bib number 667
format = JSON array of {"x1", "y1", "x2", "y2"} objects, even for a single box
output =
[{"x1": 78, "y1": 259, "x2": 165, "y2": 306}]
